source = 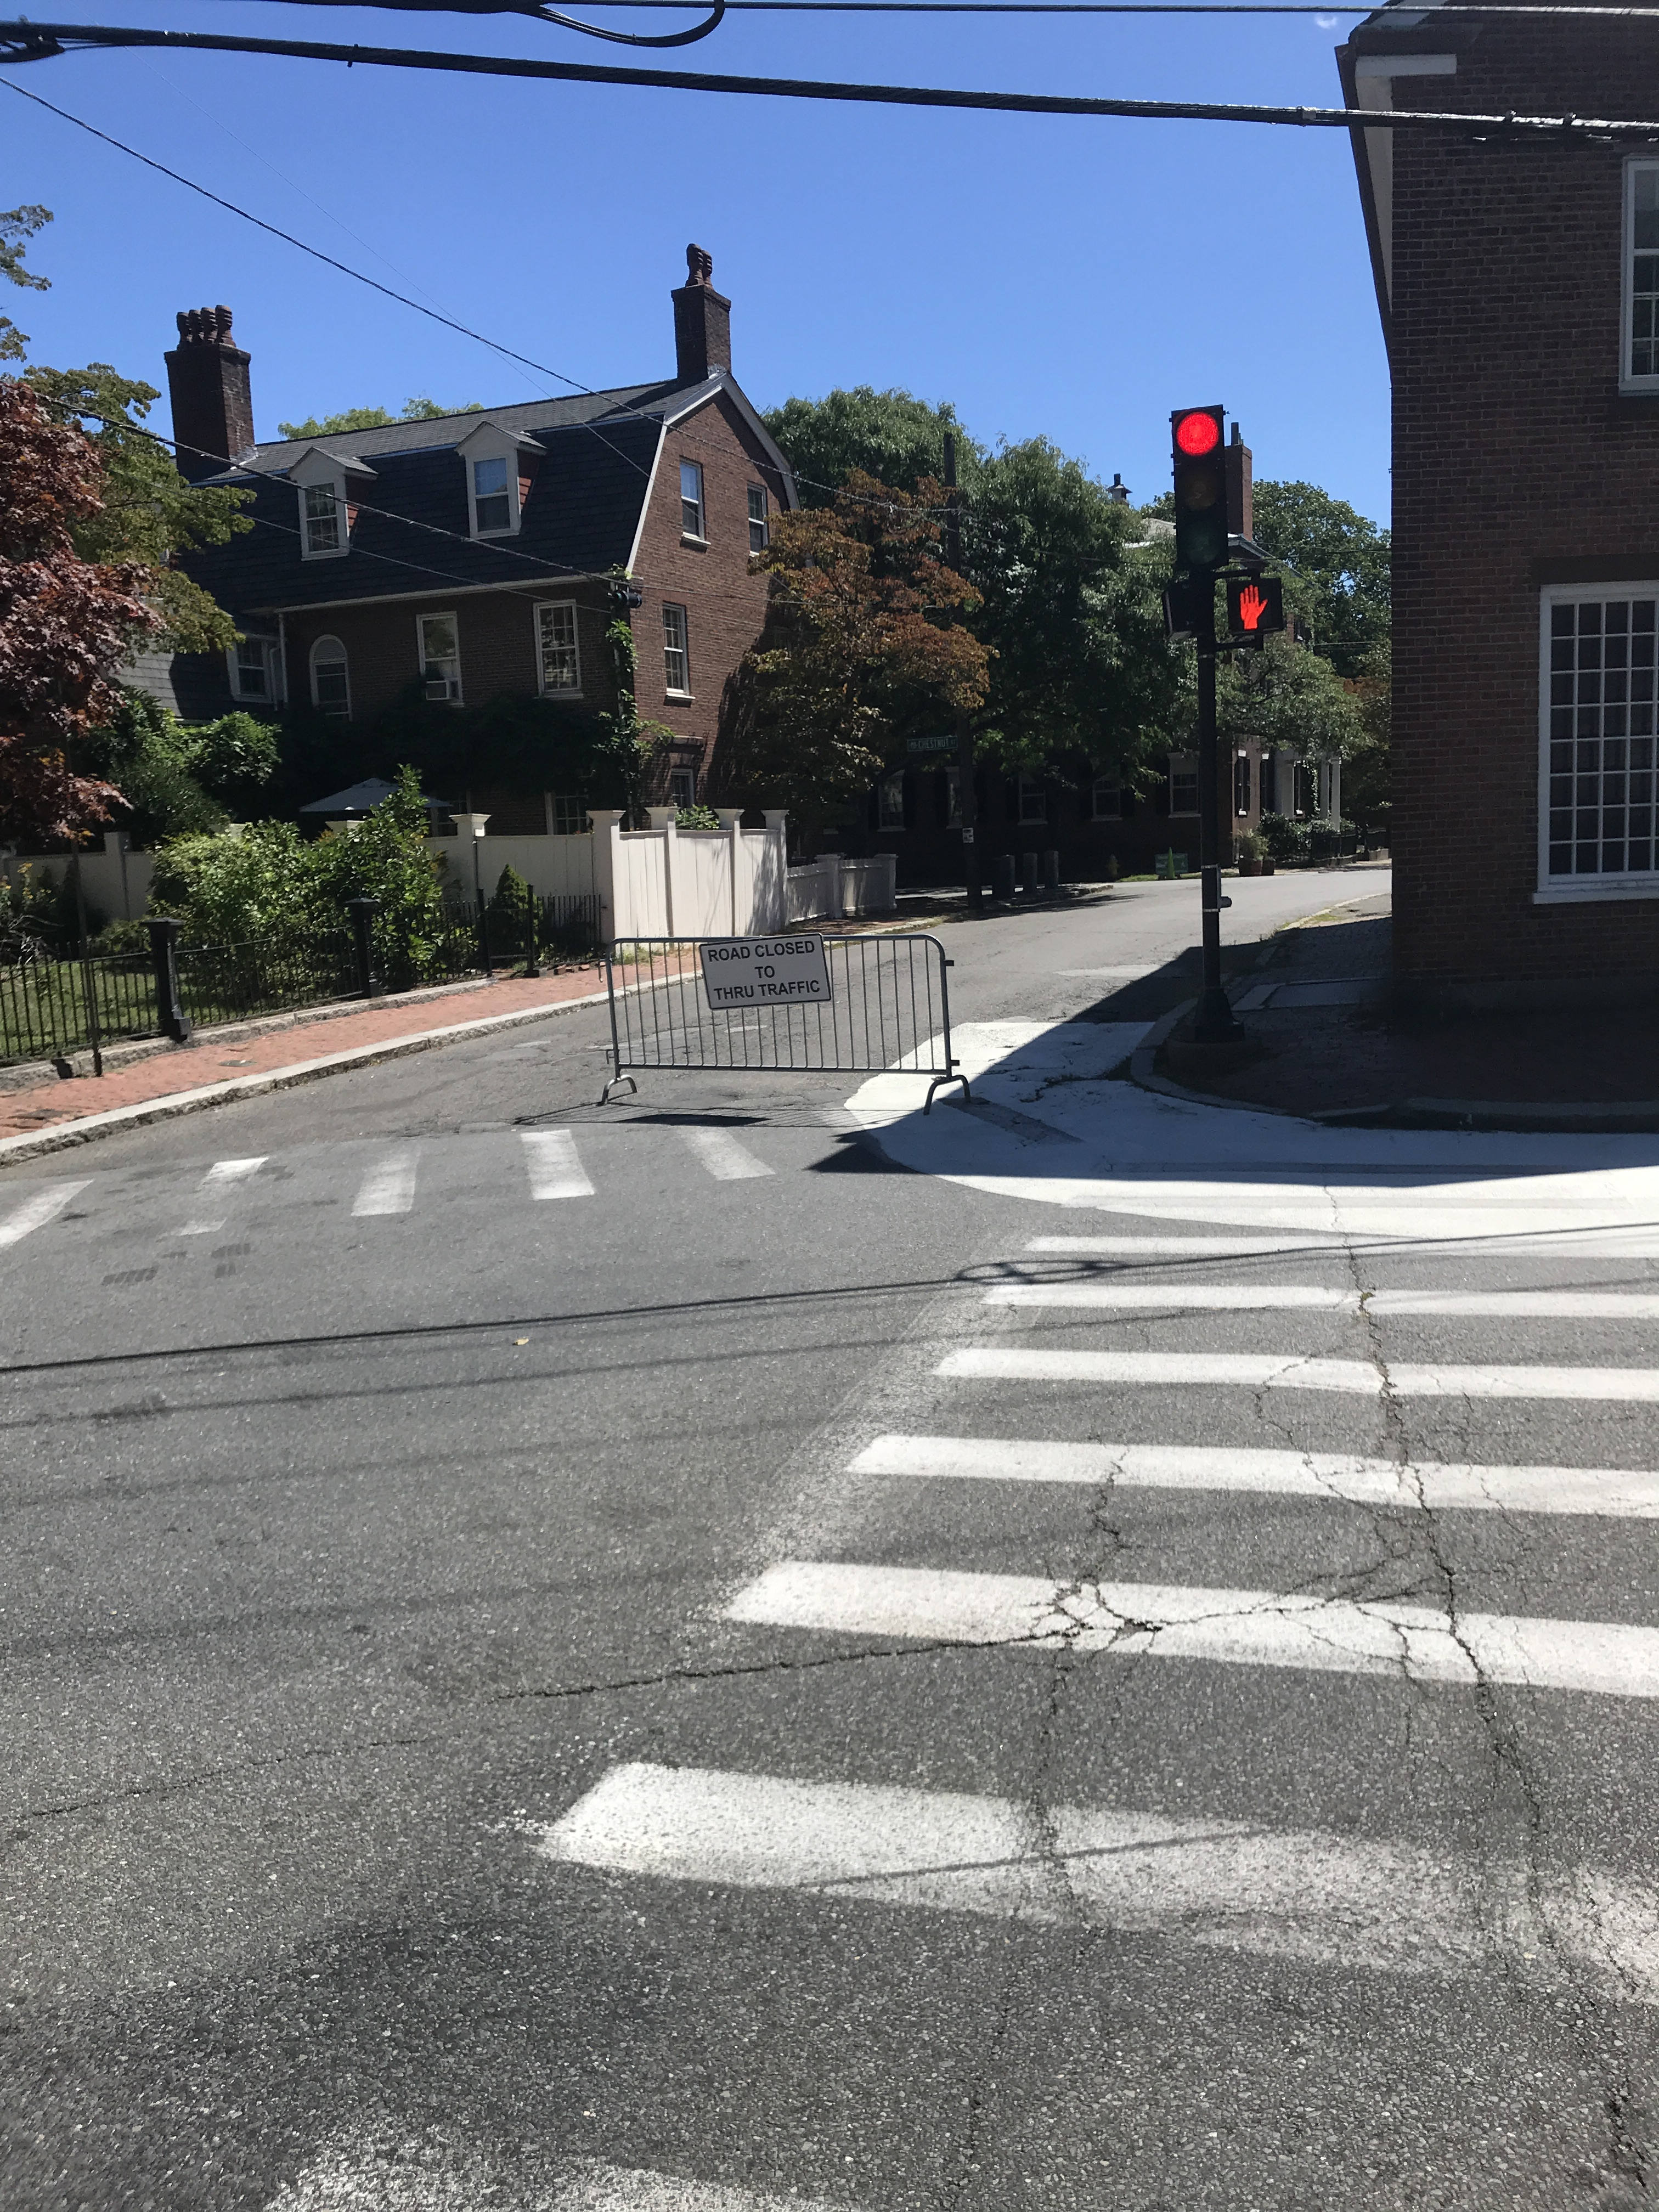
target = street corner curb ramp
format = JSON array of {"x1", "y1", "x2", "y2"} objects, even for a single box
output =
[{"x1": 599, "y1": 932, "x2": 970, "y2": 1112}]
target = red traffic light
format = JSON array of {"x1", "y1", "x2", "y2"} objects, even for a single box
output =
[{"x1": 1174, "y1": 408, "x2": 1222, "y2": 457}]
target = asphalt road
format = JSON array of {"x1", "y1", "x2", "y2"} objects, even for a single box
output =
[{"x1": 10, "y1": 863, "x2": 1659, "y2": 2212}]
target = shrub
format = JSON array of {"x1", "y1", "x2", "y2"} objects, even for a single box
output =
[{"x1": 1257, "y1": 810, "x2": 1310, "y2": 864}]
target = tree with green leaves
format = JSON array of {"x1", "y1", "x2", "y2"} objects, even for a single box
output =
[
  {"x1": 78, "y1": 689, "x2": 280, "y2": 845},
  {"x1": 277, "y1": 396, "x2": 482, "y2": 441},
  {"x1": 593, "y1": 579, "x2": 680, "y2": 826},
  {"x1": 0, "y1": 205, "x2": 49, "y2": 362},
  {"x1": 764, "y1": 387, "x2": 982, "y2": 509}
]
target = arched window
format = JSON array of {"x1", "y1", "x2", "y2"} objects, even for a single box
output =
[{"x1": 310, "y1": 635, "x2": 350, "y2": 718}]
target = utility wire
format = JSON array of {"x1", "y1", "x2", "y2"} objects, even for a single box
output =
[
  {"x1": 5, "y1": 18, "x2": 1658, "y2": 137},
  {"x1": 0, "y1": 74, "x2": 967, "y2": 515},
  {"x1": 188, "y1": 0, "x2": 1659, "y2": 14}
]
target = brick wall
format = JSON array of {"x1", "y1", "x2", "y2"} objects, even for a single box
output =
[
  {"x1": 627, "y1": 391, "x2": 787, "y2": 800},
  {"x1": 1384, "y1": 14, "x2": 1659, "y2": 1000}
]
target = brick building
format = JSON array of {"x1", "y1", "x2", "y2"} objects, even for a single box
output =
[
  {"x1": 147, "y1": 248, "x2": 795, "y2": 827},
  {"x1": 1342, "y1": 8, "x2": 1659, "y2": 1004}
]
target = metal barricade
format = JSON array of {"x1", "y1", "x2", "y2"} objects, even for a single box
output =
[{"x1": 600, "y1": 932, "x2": 970, "y2": 1112}]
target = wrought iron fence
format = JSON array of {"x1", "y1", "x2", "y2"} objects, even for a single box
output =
[
  {"x1": 175, "y1": 935, "x2": 359, "y2": 1030},
  {"x1": 0, "y1": 947, "x2": 158, "y2": 1067},
  {"x1": 601, "y1": 932, "x2": 968, "y2": 1110}
]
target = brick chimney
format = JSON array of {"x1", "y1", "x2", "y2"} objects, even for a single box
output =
[
  {"x1": 671, "y1": 245, "x2": 731, "y2": 385},
  {"x1": 165, "y1": 305, "x2": 254, "y2": 478}
]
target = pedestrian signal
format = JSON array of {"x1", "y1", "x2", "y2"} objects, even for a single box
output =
[{"x1": 1226, "y1": 574, "x2": 1285, "y2": 645}]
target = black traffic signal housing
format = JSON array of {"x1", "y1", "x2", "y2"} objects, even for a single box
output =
[
  {"x1": 1225, "y1": 573, "x2": 1286, "y2": 648},
  {"x1": 1163, "y1": 571, "x2": 1213, "y2": 642},
  {"x1": 1171, "y1": 405, "x2": 1228, "y2": 572}
]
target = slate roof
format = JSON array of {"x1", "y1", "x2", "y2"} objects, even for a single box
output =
[{"x1": 189, "y1": 375, "x2": 729, "y2": 619}]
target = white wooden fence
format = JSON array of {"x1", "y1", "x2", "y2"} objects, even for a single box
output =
[{"x1": 786, "y1": 852, "x2": 898, "y2": 923}]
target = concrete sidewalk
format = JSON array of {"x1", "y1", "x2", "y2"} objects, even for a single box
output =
[{"x1": 0, "y1": 963, "x2": 609, "y2": 1161}]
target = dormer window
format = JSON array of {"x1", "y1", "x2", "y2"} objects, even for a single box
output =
[
  {"x1": 459, "y1": 420, "x2": 535, "y2": 538},
  {"x1": 302, "y1": 483, "x2": 341, "y2": 555},
  {"x1": 473, "y1": 456, "x2": 512, "y2": 534}
]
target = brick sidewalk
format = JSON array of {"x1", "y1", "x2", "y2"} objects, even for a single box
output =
[{"x1": 0, "y1": 964, "x2": 609, "y2": 1155}]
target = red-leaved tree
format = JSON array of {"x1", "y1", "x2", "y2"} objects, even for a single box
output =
[{"x1": 0, "y1": 375, "x2": 147, "y2": 845}]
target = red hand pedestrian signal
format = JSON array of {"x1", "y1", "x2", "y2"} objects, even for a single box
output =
[{"x1": 1224, "y1": 573, "x2": 1285, "y2": 645}]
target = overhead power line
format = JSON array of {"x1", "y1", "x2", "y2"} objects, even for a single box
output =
[
  {"x1": 5, "y1": 18, "x2": 1659, "y2": 137},
  {"x1": 187, "y1": 0, "x2": 1659, "y2": 14}
]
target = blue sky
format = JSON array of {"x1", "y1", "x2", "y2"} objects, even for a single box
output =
[{"x1": 4, "y1": 1, "x2": 1390, "y2": 524}]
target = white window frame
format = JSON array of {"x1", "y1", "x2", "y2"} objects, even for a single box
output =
[
  {"x1": 669, "y1": 765, "x2": 697, "y2": 810},
  {"x1": 878, "y1": 774, "x2": 906, "y2": 832},
  {"x1": 748, "y1": 482, "x2": 770, "y2": 553},
  {"x1": 471, "y1": 454, "x2": 514, "y2": 538},
  {"x1": 309, "y1": 634, "x2": 351, "y2": 718},
  {"x1": 1168, "y1": 753, "x2": 1200, "y2": 817},
  {"x1": 1536, "y1": 581, "x2": 1659, "y2": 903},
  {"x1": 680, "y1": 460, "x2": 706, "y2": 543},
  {"x1": 535, "y1": 600, "x2": 582, "y2": 696},
  {"x1": 1018, "y1": 775, "x2": 1048, "y2": 826},
  {"x1": 549, "y1": 793, "x2": 590, "y2": 836},
  {"x1": 1091, "y1": 776, "x2": 1123, "y2": 821},
  {"x1": 458, "y1": 421, "x2": 529, "y2": 540},
  {"x1": 228, "y1": 635, "x2": 282, "y2": 704},
  {"x1": 663, "y1": 603, "x2": 691, "y2": 696},
  {"x1": 299, "y1": 475, "x2": 347, "y2": 560},
  {"x1": 418, "y1": 610, "x2": 464, "y2": 706},
  {"x1": 1623, "y1": 159, "x2": 1659, "y2": 392}
]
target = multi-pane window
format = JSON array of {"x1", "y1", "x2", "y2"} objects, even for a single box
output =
[
  {"x1": 1091, "y1": 777, "x2": 1123, "y2": 821},
  {"x1": 1545, "y1": 593, "x2": 1659, "y2": 880},
  {"x1": 550, "y1": 793, "x2": 590, "y2": 835},
  {"x1": 233, "y1": 637, "x2": 272, "y2": 701},
  {"x1": 680, "y1": 461, "x2": 705, "y2": 539},
  {"x1": 536, "y1": 601, "x2": 581, "y2": 693},
  {"x1": 1169, "y1": 755, "x2": 1200, "y2": 815},
  {"x1": 1629, "y1": 163, "x2": 1659, "y2": 383},
  {"x1": 1234, "y1": 750, "x2": 1252, "y2": 817},
  {"x1": 670, "y1": 766, "x2": 697, "y2": 810},
  {"x1": 878, "y1": 775, "x2": 906, "y2": 832},
  {"x1": 302, "y1": 482, "x2": 341, "y2": 555},
  {"x1": 309, "y1": 635, "x2": 349, "y2": 718},
  {"x1": 748, "y1": 483, "x2": 769, "y2": 552},
  {"x1": 1018, "y1": 776, "x2": 1048, "y2": 825},
  {"x1": 419, "y1": 611, "x2": 462, "y2": 704},
  {"x1": 473, "y1": 455, "x2": 511, "y2": 534},
  {"x1": 663, "y1": 603, "x2": 690, "y2": 693}
]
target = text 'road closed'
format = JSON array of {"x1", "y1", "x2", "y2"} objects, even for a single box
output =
[{"x1": 698, "y1": 934, "x2": 833, "y2": 1010}]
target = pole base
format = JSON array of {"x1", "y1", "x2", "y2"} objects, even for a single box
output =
[{"x1": 1192, "y1": 986, "x2": 1245, "y2": 1046}]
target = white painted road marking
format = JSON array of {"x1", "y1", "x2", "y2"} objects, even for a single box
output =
[
  {"x1": 848, "y1": 1433, "x2": 1659, "y2": 1519},
  {"x1": 177, "y1": 1155, "x2": 266, "y2": 1236},
  {"x1": 0, "y1": 1178, "x2": 89, "y2": 1248},
  {"x1": 679, "y1": 1127, "x2": 775, "y2": 1182},
  {"x1": 725, "y1": 1560, "x2": 1659, "y2": 1699},
  {"x1": 1026, "y1": 1233, "x2": 1355, "y2": 1257},
  {"x1": 351, "y1": 1148, "x2": 419, "y2": 1217},
  {"x1": 536, "y1": 1761, "x2": 1659, "y2": 2000},
  {"x1": 940, "y1": 1347, "x2": 1659, "y2": 1401},
  {"x1": 521, "y1": 1128, "x2": 595, "y2": 1201},
  {"x1": 986, "y1": 1283, "x2": 1659, "y2": 1319},
  {"x1": 267, "y1": 2142, "x2": 851, "y2": 2210}
]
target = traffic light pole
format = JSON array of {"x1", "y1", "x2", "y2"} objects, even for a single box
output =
[{"x1": 1193, "y1": 582, "x2": 1243, "y2": 1045}]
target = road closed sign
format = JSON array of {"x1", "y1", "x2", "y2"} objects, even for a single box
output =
[{"x1": 698, "y1": 933, "x2": 832, "y2": 1010}]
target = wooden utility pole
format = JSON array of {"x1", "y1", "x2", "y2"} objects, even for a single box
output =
[{"x1": 943, "y1": 432, "x2": 982, "y2": 915}]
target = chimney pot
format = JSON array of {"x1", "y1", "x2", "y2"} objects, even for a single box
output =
[
  {"x1": 165, "y1": 302, "x2": 255, "y2": 478},
  {"x1": 671, "y1": 244, "x2": 731, "y2": 385}
]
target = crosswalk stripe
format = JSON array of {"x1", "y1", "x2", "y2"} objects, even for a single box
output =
[
  {"x1": 522, "y1": 1128, "x2": 595, "y2": 1201},
  {"x1": 177, "y1": 1155, "x2": 266, "y2": 1237},
  {"x1": 1024, "y1": 1229, "x2": 1659, "y2": 1259},
  {"x1": 267, "y1": 2143, "x2": 850, "y2": 2211},
  {"x1": 726, "y1": 1560, "x2": 1659, "y2": 1699},
  {"x1": 535, "y1": 1761, "x2": 1659, "y2": 2000},
  {"x1": 985, "y1": 1283, "x2": 1659, "y2": 1318},
  {"x1": 848, "y1": 1433, "x2": 1659, "y2": 1519},
  {"x1": 939, "y1": 1347, "x2": 1659, "y2": 1401},
  {"x1": 351, "y1": 1147, "x2": 419, "y2": 1217},
  {"x1": 679, "y1": 1127, "x2": 775, "y2": 1182},
  {"x1": 0, "y1": 1178, "x2": 89, "y2": 1248}
]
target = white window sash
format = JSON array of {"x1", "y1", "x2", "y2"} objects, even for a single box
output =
[
  {"x1": 680, "y1": 462, "x2": 705, "y2": 541},
  {"x1": 1536, "y1": 581, "x2": 1659, "y2": 901},
  {"x1": 748, "y1": 484, "x2": 769, "y2": 552},
  {"x1": 418, "y1": 612, "x2": 463, "y2": 704},
  {"x1": 300, "y1": 478, "x2": 347, "y2": 560},
  {"x1": 1624, "y1": 159, "x2": 1659, "y2": 393},
  {"x1": 536, "y1": 601, "x2": 582, "y2": 695},
  {"x1": 663, "y1": 604, "x2": 690, "y2": 695},
  {"x1": 309, "y1": 635, "x2": 351, "y2": 717},
  {"x1": 466, "y1": 445, "x2": 521, "y2": 538}
]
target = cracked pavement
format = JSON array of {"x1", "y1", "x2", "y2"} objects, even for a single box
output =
[{"x1": 7, "y1": 871, "x2": 1659, "y2": 2210}]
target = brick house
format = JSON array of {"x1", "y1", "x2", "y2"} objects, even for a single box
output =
[
  {"x1": 146, "y1": 248, "x2": 795, "y2": 830},
  {"x1": 1342, "y1": 10, "x2": 1659, "y2": 1004}
]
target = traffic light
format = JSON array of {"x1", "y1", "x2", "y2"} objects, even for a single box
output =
[
  {"x1": 1226, "y1": 573, "x2": 1285, "y2": 646},
  {"x1": 1171, "y1": 405, "x2": 1228, "y2": 573},
  {"x1": 1163, "y1": 572, "x2": 1212, "y2": 642}
]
